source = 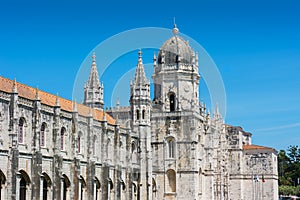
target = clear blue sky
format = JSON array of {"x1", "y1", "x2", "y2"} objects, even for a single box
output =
[{"x1": 1, "y1": 0, "x2": 299, "y2": 151}]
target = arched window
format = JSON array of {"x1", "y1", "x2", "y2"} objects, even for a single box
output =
[
  {"x1": 62, "y1": 175, "x2": 71, "y2": 200},
  {"x1": 60, "y1": 128, "x2": 66, "y2": 150},
  {"x1": 19, "y1": 170, "x2": 31, "y2": 200},
  {"x1": 142, "y1": 110, "x2": 145, "y2": 120},
  {"x1": 40, "y1": 123, "x2": 46, "y2": 147},
  {"x1": 42, "y1": 173, "x2": 52, "y2": 200},
  {"x1": 166, "y1": 169, "x2": 176, "y2": 193},
  {"x1": 136, "y1": 109, "x2": 140, "y2": 120},
  {"x1": 169, "y1": 93, "x2": 176, "y2": 112},
  {"x1": 167, "y1": 138, "x2": 175, "y2": 158},
  {"x1": 20, "y1": 177, "x2": 26, "y2": 200},
  {"x1": 18, "y1": 118, "x2": 25, "y2": 143}
]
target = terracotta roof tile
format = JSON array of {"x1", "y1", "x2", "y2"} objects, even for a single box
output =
[
  {"x1": 243, "y1": 144, "x2": 275, "y2": 151},
  {"x1": 0, "y1": 76, "x2": 115, "y2": 125}
]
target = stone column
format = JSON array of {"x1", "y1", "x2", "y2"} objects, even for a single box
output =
[
  {"x1": 93, "y1": 180, "x2": 97, "y2": 200},
  {"x1": 107, "y1": 180, "x2": 111, "y2": 200},
  {"x1": 15, "y1": 174, "x2": 20, "y2": 200},
  {"x1": 78, "y1": 181, "x2": 82, "y2": 200},
  {"x1": 40, "y1": 175, "x2": 44, "y2": 200},
  {"x1": 60, "y1": 178, "x2": 64, "y2": 200}
]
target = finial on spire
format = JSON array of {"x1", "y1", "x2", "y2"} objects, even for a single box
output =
[
  {"x1": 92, "y1": 52, "x2": 96, "y2": 62},
  {"x1": 138, "y1": 49, "x2": 143, "y2": 64},
  {"x1": 172, "y1": 17, "x2": 179, "y2": 35}
]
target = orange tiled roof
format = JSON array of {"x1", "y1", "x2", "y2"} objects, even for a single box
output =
[
  {"x1": 0, "y1": 76, "x2": 115, "y2": 125},
  {"x1": 243, "y1": 144, "x2": 275, "y2": 151}
]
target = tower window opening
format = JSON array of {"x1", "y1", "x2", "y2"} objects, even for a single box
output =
[
  {"x1": 136, "y1": 109, "x2": 140, "y2": 120},
  {"x1": 142, "y1": 110, "x2": 145, "y2": 119},
  {"x1": 169, "y1": 94, "x2": 176, "y2": 112}
]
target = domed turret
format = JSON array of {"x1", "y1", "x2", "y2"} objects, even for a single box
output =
[{"x1": 158, "y1": 25, "x2": 194, "y2": 65}]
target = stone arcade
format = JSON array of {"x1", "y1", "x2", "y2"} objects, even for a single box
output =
[{"x1": 0, "y1": 25, "x2": 278, "y2": 200}]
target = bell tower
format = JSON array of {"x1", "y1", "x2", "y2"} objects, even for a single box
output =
[{"x1": 153, "y1": 24, "x2": 200, "y2": 112}]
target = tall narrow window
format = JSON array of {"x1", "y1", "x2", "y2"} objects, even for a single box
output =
[
  {"x1": 18, "y1": 118, "x2": 24, "y2": 143},
  {"x1": 169, "y1": 94, "x2": 175, "y2": 112},
  {"x1": 40, "y1": 123, "x2": 46, "y2": 147},
  {"x1": 136, "y1": 109, "x2": 140, "y2": 120},
  {"x1": 142, "y1": 110, "x2": 145, "y2": 120},
  {"x1": 61, "y1": 128, "x2": 65, "y2": 150},
  {"x1": 168, "y1": 139, "x2": 175, "y2": 158},
  {"x1": 78, "y1": 136, "x2": 81, "y2": 153}
]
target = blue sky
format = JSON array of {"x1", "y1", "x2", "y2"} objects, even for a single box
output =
[{"x1": 0, "y1": 0, "x2": 299, "y2": 150}]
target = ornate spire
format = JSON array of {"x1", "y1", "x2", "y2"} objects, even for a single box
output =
[
  {"x1": 133, "y1": 50, "x2": 148, "y2": 86},
  {"x1": 87, "y1": 52, "x2": 101, "y2": 88},
  {"x1": 83, "y1": 52, "x2": 104, "y2": 109}
]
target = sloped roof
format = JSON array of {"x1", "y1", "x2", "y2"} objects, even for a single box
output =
[
  {"x1": 0, "y1": 76, "x2": 115, "y2": 125},
  {"x1": 243, "y1": 144, "x2": 276, "y2": 152}
]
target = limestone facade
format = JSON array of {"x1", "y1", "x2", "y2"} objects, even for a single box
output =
[{"x1": 0, "y1": 25, "x2": 278, "y2": 200}]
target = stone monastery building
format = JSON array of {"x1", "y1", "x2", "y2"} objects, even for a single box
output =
[{"x1": 0, "y1": 25, "x2": 278, "y2": 200}]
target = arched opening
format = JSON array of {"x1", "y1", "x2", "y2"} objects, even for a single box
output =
[
  {"x1": 166, "y1": 169, "x2": 176, "y2": 193},
  {"x1": 60, "y1": 128, "x2": 66, "y2": 150},
  {"x1": 19, "y1": 170, "x2": 30, "y2": 200},
  {"x1": 18, "y1": 118, "x2": 25, "y2": 143},
  {"x1": 136, "y1": 109, "x2": 140, "y2": 120},
  {"x1": 62, "y1": 175, "x2": 70, "y2": 200},
  {"x1": 169, "y1": 93, "x2": 176, "y2": 112},
  {"x1": 95, "y1": 177, "x2": 101, "y2": 200},
  {"x1": 40, "y1": 123, "x2": 46, "y2": 147},
  {"x1": 167, "y1": 137, "x2": 176, "y2": 158},
  {"x1": 0, "y1": 170, "x2": 6, "y2": 200},
  {"x1": 142, "y1": 110, "x2": 145, "y2": 120},
  {"x1": 42, "y1": 173, "x2": 52, "y2": 200}
]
